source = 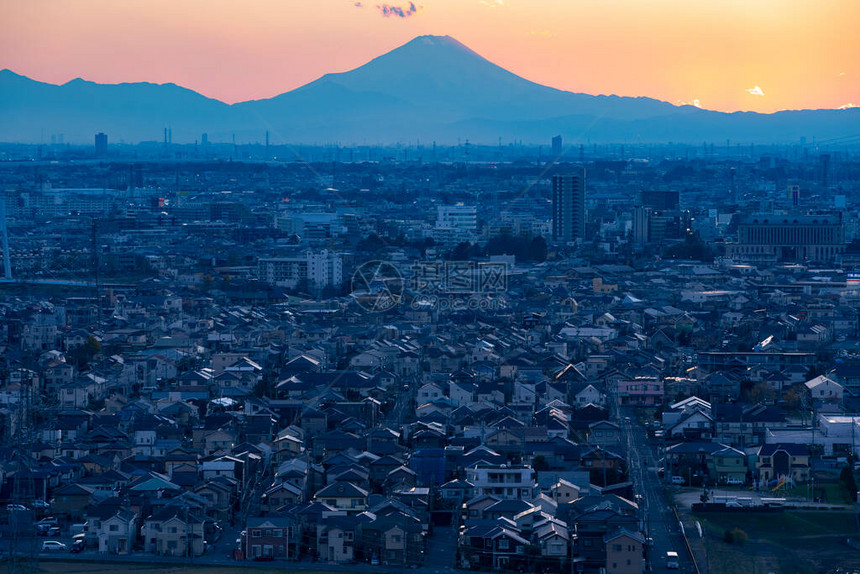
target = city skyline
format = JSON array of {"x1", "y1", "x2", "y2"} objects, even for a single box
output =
[{"x1": 1, "y1": 0, "x2": 858, "y2": 114}]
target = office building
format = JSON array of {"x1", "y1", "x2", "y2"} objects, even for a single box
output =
[
  {"x1": 436, "y1": 204, "x2": 477, "y2": 232},
  {"x1": 551, "y1": 135, "x2": 562, "y2": 157},
  {"x1": 94, "y1": 132, "x2": 108, "y2": 157},
  {"x1": 552, "y1": 171, "x2": 585, "y2": 243},
  {"x1": 258, "y1": 250, "x2": 343, "y2": 290},
  {"x1": 726, "y1": 214, "x2": 845, "y2": 263},
  {"x1": 632, "y1": 194, "x2": 689, "y2": 247}
]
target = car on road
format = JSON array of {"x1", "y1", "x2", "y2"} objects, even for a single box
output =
[
  {"x1": 725, "y1": 477, "x2": 745, "y2": 485},
  {"x1": 36, "y1": 524, "x2": 61, "y2": 536},
  {"x1": 30, "y1": 499, "x2": 50, "y2": 510},
  {"x1": 36, "y1": 516, "x2": 58, "y2": 526},
  {"x1": 41, "y1": 541, "x2": 67, "y2": 552},
  {"x1": 666, "y1": 550, "x2": 680, "y2": 569},
  {"x1": 70, "y1": 540, "x2": 85, "y2": 553},
  {"x1": 670, "y1": 475, "x2": 686, "y2": 485},
  {"x1": 6, "y1": 504, "x2": 27, "y2": 512}
]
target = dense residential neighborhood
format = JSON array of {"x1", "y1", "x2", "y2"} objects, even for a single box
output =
[{"x1": 0, "y1": 144, "x2": 859, "y2": 573}]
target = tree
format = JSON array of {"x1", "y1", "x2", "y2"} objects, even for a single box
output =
[
  {"x1": 450, "y1": 242, "x2": 475, "y2": 261},
  {"x1": 67, "y1": 335, "x2": 102, "y2": 370},
  {"x1": 83, "y1": 335, "x2": 101, "y2": 356},
  {"x1": 531, "y1": 455, "x2": 549, "y2": 472},
  {"x1": 730, "y1": 528, "x2": 748, "y2": 546},
  {"x1": 356, "y1": 233, "x2": 386, "y2": 253},
  {"x1": 722, "y1": 528, "x2": 749, "y2": 545},
  {"x1": 662, "y1": 232, "x2": 714, "y2": 262},
  {"x1": 528, "y1": 236, "x2": 548, "y2": 262},
  {"x1": 414, "y1": 237, "x2": 435, "y2": 258},
  {"x1": 177, "y1": 355, "x2": 196, "y2": 373},
  {"x1": 252, "y1": 377, "x2": 270, "y2": 399},
  {"x1": 783, "y1": 387, "x2": 802, "y2": 411},
  {"x1": 747, "y1": 382, "x2": 776, "y2": 404},
  {"x1": 840, "y1": 465, "x2": 857, "y2": 500}
]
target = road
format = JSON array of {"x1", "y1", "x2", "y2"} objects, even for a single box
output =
[
  {"x1": 622, "y1": 413, "x2": 697, "y2": 573},
  {"x1": 23, "y1": 552, "x2": 431, "y2": 573},
  {"x1": 423, "y1": 524, "x2": 458, "y2": 572},
  {"x1": 385, "y1": 383, "x2": 413, "y2": 427}
]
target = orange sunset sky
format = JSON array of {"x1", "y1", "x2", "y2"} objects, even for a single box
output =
[{"x1": 1, "y1": 0, "x2": 857, "y2": 113}]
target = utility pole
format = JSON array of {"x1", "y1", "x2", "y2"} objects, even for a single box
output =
[
  {"x1": 185, "y1": 505, "x2": 192, "y2": 563},
  {"x1": 0, "y1": 200, "x2": 12, "y2": 280},
  {"x1": 91, "y1": 219, "x2": 100, "y2": 322},
  {"x1": 9, "y1": 375, "x2": 38, "y2": 574}
]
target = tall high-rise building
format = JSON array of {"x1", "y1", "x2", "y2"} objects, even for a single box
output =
[
  {"x1": 551, "y1": 135, "x2": 563, "y2": 157},
  {"x1": 94, "y1": 132, "x2": 108, "y2": 156},
  {"x1": 552, "y1": 171, "x2": 585, "y2": 243},
  {"x1": 632, "y1": 206, "x2": 688, "y2": 247}
]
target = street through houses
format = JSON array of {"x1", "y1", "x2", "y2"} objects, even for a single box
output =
[
  {"x1": 423, "y1": 523, "x2": 459, "y2": 572},
  {"x1": 623, "y1": 412, "x2": 698, "y2": 573}
]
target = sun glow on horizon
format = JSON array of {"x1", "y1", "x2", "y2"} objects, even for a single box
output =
[{"x1": 1, "y1": 0, "x2": 857, "y2": 113}]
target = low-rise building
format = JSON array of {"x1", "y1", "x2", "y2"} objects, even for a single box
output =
[{"x1": 466, "y1": 464, "x2": 537, "y2": 501}]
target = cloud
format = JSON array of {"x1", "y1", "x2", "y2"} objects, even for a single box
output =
[
  {"x1": 747, "y1": 86, "x2": 765, "y2": 96},
  {"x1": 677, "y1": 98, "x2": 702, "y2": 108},
  {"x1": 839, "y1": 103, "x2": 856, "y2": 110},
  {"x1": 377, "y1": 2, "x2": 420, "y2": 17},
  {"x1": 480, "y1": 0, "x2": 504, "y2": 7}
]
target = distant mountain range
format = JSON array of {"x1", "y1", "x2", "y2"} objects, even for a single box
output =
[{"x1": 2, "y1": 35, "x2": 858, "y2": 145}]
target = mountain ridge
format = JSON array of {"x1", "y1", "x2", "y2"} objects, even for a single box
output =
[{"x1": 1, "y1": 35, "x2": 858, "y2": 144}]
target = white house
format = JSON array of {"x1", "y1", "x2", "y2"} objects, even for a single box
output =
[
  {"x1": 804, "y1": 375, "x2": 843, "y2": 404},
  {"x1": 417, "y1": 383, "x2": 445, "y2": 404},
  {"x1": 573, "y1": 384, "x2": 605, "y2": 406},
  {"x1": 98, "y1": 509, "x2": 138, "y2": 554},
  {"x1": 449, "y1": 381, "x2": 476, "y2": 407},
  {"x1": 513, "y1": 382, "x2": 537, "y2": 405},
  {"x1": 666, "y1": 409, "x2": 713, "y2": 440}
]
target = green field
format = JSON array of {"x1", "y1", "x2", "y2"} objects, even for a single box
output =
[
  {"x1": 702, "y1": 510, "x2": 857, "y2": 536},
  {"x1": 695, "y1": 511, "x2": 860, "y2": 574}
]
